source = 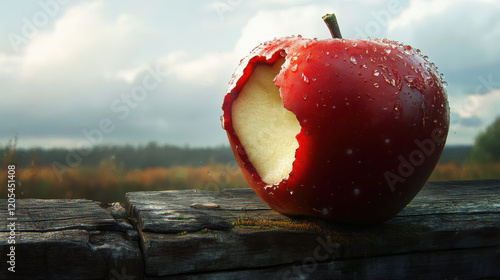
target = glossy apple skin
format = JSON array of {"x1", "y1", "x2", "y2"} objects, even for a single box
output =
[{"x1": 222, "y1": 36, "x2": 449, "y2": 224}]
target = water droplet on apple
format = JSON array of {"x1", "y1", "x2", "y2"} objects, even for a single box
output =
[
  {"x1": 292, "y1": 56, "x2": 298, "y2": 61},
  {"x1": 433, "y1": 119, "x2": 438, "y2": 123},
  {"x1": 373, "y1": 70, "x2": 380, "y2": 77},
  {"x1": 302, "y1": 73, "x2": 310, "y2": 84},
  {"x1": 384, "y1": 49, "x2": 391, "y2": 55},
  {"x1": 280, "y1": 50, "x2": 286, "y2": 57},
  {"x1": 297, "y1": 34, "x2": 302, "y2": 38},
  {"x1": 291, "y1": 64, "x2": 298, "y2": 72},
  {"x1": 351, "y1": 42, "x2": 357, "y2": 47},
  {"x1": 350, "y1": 56, "x2": 357, "y2": 65},
  {"x1": 289, "y1": 189, "x2": 294, "y2": 195},
  {"x1": 393, "y1": 102, "x2": 399, "y2": 119},
  {"x1": 346, "y1": 102, "x2": 350, "y2": 105},
  {"x1": 346, "y1": 149, "x2": 353, "y2": 155},
  {"x1": 220, "y1": 116, "x2": 225, "y2": 129},
  {"x1": 326, "y1": 51, "x2": 330, "y2": 55},
  {"x1": 362, "y1": 64, "x2": 367, "y2": 69},
  {"x1": 306, "y1": 52, "x2": 313, "y2": 61},
  {"x1": 374, "y1": 83, "x2": 379, "y2": 88},
  {"x1": 385, "y1": 138, "x2": 391, "y2": 144},
  {"x1": 332, "y1": 105, "x2": 336, "y2": 109},
  {"x1": 354, "y1": 189, "x2": 360, "y2": 196}
]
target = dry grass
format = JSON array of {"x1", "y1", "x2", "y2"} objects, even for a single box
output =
[
  {"x1": 429, "y1": 161, "x2": 500, "y2": 181},
  {"x1": 1, "y1": 161, "x2": 499, "y2": 203},
  {"x1": 0, "y1": 163, "x2": 247, "y2": 203}
]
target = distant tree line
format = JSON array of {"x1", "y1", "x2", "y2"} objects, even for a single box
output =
[
  {"x1": 1, "y1": 142, "x2": 236, "y2": 169},
  {"x1": 2, "y1": 140, "x2": 479, "y2": 170},
  {"x1": 471, "y1": 115, "x2": 500, "y2": 163},
  {"x1": 438, "y1": 146, "x2": 472, "y2": 164}
]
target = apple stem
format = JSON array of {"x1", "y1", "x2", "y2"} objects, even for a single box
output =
[{"x1": 322, "y1": 13, "x2": 342, "y2": 39}]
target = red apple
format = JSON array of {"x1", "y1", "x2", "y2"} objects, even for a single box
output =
[{"x1": 221, "y1": 13, "x2": 449, "y2": 224}]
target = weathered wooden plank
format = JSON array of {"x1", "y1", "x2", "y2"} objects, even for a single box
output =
[
  {"x1": 0, "y1": 199, "x2": 143, "y2": 280},
  {"x1": 145, "y1": 246, "x2": 500, "y2": 280},
  {"x1": 399, "y1": 179, "x2": 500, "y2": 215},
  {"x1": 1, "y1": 229, "x2": 105, "y2": 279},
  {"x1": 139, "y1": 228, "x2": 337, "y2": 277},
  {"x1": 0, "y1": 199, "x2": 131, "y2": 232},
  {"x1": 126, "y1": 180, "x2": 500, "y2": 234},
  {"x1": 1, "y1": 180, "x2": 498, "y2": 279},
  {"x1": 125, "y1": 180, "x2": 500, "y2": 278},
  {"x1": 126, "y1": 189, "x2": 275, "y2": 233}
]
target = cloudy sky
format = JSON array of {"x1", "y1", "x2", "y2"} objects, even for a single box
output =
[{"x1": 1, "y1": 0, "x2": 499, "y2": 149}]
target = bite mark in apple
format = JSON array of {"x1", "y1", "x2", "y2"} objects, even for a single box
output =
[{"x1": 232, "y1": 57, "x2": 301, "y2": 186}]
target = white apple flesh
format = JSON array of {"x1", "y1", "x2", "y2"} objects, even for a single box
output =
[{"x1": 231, "y1": 58, "x2": 301, "y2": 186}]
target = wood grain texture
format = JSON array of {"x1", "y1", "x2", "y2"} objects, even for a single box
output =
[
  {"x1": 0, "y1": 180, "x2": 498, "y2": 279},
  {"x1": 0, "y1": 199, "x2": 143, "y2": 280},
  {"x1": 125, "y1": 180, "x2": 500, "y2": 279}
]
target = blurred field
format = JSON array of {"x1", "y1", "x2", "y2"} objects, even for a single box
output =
[
  {"x1": 428, "y1": 161, "x2": 500, "y2": 182},
  {"x1": 1, "y1": 160, "x2": 499, "y2": 203},
  {"x1": 0, "y1": 161, "x2": 248, "y2": 203}
]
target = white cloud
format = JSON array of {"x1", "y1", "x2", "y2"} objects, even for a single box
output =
[
  {"x1": 151, "y1": 6, "x2": 335, "y2": 91},
  {"x1": 113, "y1": 63, "x2": 151, "y2": 84},
  {"x1": 155, "y1": 51, "x2": 237, "y2": 87},
  {"x1": 151, "y1": 5, "x2": 332, "y2": 97},
  {"x1": 388, "y1": 0, "x2": 500, "y2": 70},
  {"x1": 449, "y1": 89, "x2": 500, "y2": 144},
  {"x1": 0, "y1": 0, "x2": 152, "y2": 108},
  {"x1": 470, "y1": 89, "x2": 500, "y2": 122},
  {"x1": 0, "y1": 53, "x2": 20, "y2": 75},
  {"x1": 234, "y1": 5, "x2": 330, "y2": 57},
  {"x1": 387, "y1": 0, "x2": 448, "y2": 31},
  {"x1": 19, "y1": 1, "x2": 144, "y2": 83}
]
